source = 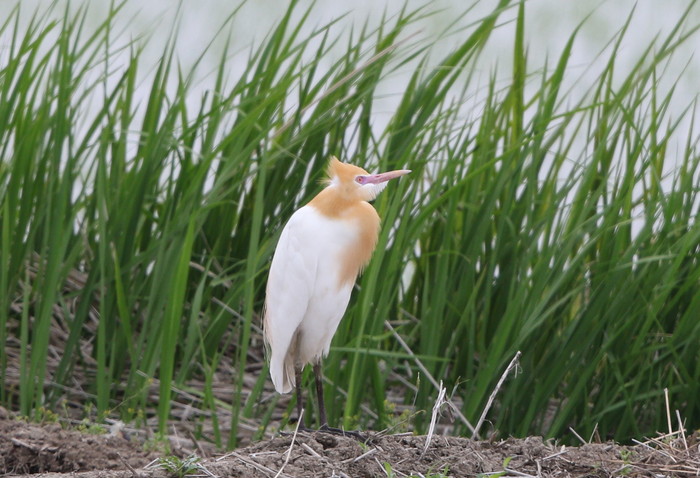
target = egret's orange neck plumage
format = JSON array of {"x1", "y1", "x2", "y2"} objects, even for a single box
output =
[{"x1": 307, "y1": 158, "x2": 381, "y2": 286}]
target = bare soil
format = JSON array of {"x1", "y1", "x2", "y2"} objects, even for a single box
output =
[
  {"x1": 2, "y1": 410, "x2": 699, "y2": 478},
  {"x1": 0, "y1": 414, "x2": 157, "y2": 475}
]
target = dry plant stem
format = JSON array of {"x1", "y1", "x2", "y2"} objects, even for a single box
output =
[
  {"x1": 385, "y1": 320, "x2": 475, "y2": 434},
  {"x1": 385, "y1": 321, "x2": 441, "y2": 390},
  {"x1": 665, "y1": 388, "x2": 672, "y2": 436},
  {"x1": 588, "y1": 422, "x2": 599, "y2": 443},
  {"x1": 10, "y1": 438, "x2": 35, "y2": 451},
  {"x1": 195, "y1": 462, "x2": 217, "y2": 478},
  {"x1": 568, "y1": 426, "x2": 587, "y2": 445},
  {"x1": 423, "y1": 380, "x2": 447, "y2": 455},
  {"x1": 472, "y1": 351, "x2": 522, "y2": 439},
  {"x1": 300, "y1": 442, "x2": 321, "y2": 458},
  {"x1": 375, "y1": 457, "x2": 390, "y2": 477},
  {"x1": 117, "y1": 452, "x2": 140, "y2": 478},
  {"x1": 274, "y1": 408, "x2": 303, "y2": 478},
  {"x1": 341, "y1": 447, "x2": 377, "y2": 464},
  {"x1": 676, "y1": 409, "x2": 688, "y2": 452},
  {"x1": 542, "y1": 447, "x2": 568, "y2": 461},
  {"x1": 504, "y1": 468, "x2": 537, "y2": 478},
  {"x1": 231, "y1": 451, "x2": 290, "y2": 477},
  {"x1": 631, "y1": 439, "x2": 677, "y2": 462}
]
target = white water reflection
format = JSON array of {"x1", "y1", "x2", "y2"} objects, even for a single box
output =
[{"x1": 3, "y1": 1, "x2": 698, "y2": 180}]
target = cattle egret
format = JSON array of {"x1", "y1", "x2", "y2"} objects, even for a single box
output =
[{"x1": 264, "y1": 156, "x2": 410, "y2": 430}]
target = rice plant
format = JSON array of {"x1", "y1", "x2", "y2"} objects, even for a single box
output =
[{"x1": 0, "y1": 0, "x2": 698, "y2": 448}]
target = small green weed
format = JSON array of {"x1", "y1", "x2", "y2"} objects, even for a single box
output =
[
  {"x1": 383, "y1": 400, "x2": 416, "y2": 433},
  {"x1": 37, "y1": 407, "x2": 59, "y2": 424},
  {"x1": 76, "y1": 420, "x2": 107, "y2": 435},
  {"x1": 156, "y1": 456, "x2": 202, "y2": 478}
]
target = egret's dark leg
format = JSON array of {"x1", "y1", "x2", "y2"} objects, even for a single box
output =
[
  {"x1": 295, "y1": 366, "x2": 304, "y2": 426},
  {"x1": 312, "y1": 363, "x2": 367, "y2": 442},
  {"x1": 313, "y1": 363, "x2": 327, "y2": 427}
]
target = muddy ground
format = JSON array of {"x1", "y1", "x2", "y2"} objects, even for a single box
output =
[{"x1": 2, "y1": 411, "x2": 699, "y2": 478}]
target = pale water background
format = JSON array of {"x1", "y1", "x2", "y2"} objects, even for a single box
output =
[
  {"x1": 5, "y1": 1, "x2": 698, "y2": 113},
  {"x1": 3, "y1": 1, "x2": 699, "y2": 185}
]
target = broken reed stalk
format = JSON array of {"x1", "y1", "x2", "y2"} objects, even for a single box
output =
[
  {"x1": 423, "y1": 380, "x2": 447, "y2": 455},
  {"x1": 274, "y1": 408, "x2": 303, "y2": 478},
  {"x1": 386, "y1": 319, "x2": 475, "y2": 434},
  {"x1": 472, "y1": 351, "x2": 522, "y2": 439},
  {"x1": 665, "y1": 388, "x2": 672, "y2": 436}
]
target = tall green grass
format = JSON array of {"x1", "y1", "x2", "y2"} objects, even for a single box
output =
[{"x1": 1, "y1": 0, "x2": 699, "y2": 447}]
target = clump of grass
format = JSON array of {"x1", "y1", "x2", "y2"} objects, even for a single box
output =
[
  {"x1": 0, "y1": 0, "x2": 698, "y2": 447},
  {"x1": 155, "y1": 455, "x2": 202, "y2": 478}
]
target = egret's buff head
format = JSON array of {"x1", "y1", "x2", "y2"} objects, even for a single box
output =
[{"x1": 325, "y1": 156, "x2": 404, "y2": 202}]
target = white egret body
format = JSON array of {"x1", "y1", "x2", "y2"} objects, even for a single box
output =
[{"x1": 263, "y1": 157, "x2": 410, "y2": 427}]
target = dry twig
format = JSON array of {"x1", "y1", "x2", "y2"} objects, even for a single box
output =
[
  {"x1": 386, "y1": 319, "x2": 474, "y2": 434},
  {"x1": 274, "y1": 408, "x2": 303, "y2": 478},
  {"x1": 472, "y1": 350, "x2": 521, "y2": 439},
  {"x1": 423, "y1": 380, "x2": 447, "y2": 455}
]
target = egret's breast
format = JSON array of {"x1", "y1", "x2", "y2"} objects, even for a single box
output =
[
  {"x1": 304, "y1": 202, "x2": 380, "y2": 288},
  {"x1": 337, "y1": 202, "x2": 380, "y2": 286}
]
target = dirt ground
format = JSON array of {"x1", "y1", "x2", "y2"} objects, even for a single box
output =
[{"x1": 2, "y1": 409, "x2": 699, "y2": 478}]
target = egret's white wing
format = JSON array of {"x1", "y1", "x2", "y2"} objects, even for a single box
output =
[{"x1": 264, "y1": 206, "x2": 319, "y2": 393}]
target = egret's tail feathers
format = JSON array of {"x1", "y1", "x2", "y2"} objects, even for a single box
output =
[
  {"x1": 264, "y1": 307, "x2": 301, "y2": 394},
  {"x1": 270, "y1": 352, "x2": 296, "y2": 394}
]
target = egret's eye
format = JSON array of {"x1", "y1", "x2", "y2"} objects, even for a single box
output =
[{"x1": 355, "y1": 175, "x2": 366, "y2": 184}]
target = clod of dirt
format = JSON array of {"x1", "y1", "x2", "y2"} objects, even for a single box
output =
[{"x1": 313, "y1": 433, "x2": 338, "y2": 449}]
